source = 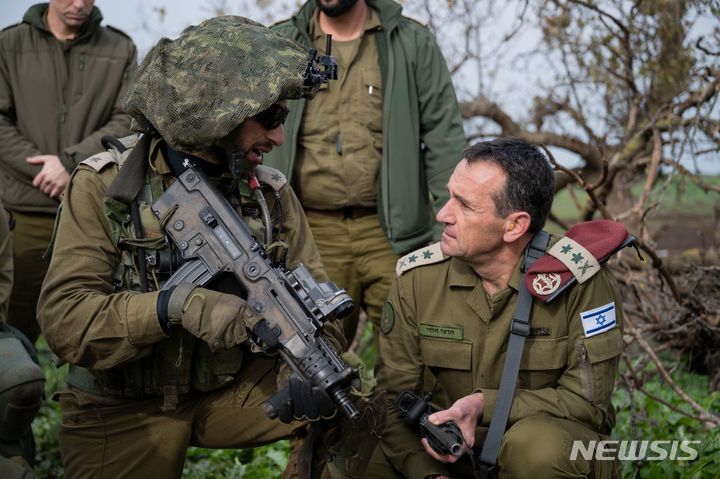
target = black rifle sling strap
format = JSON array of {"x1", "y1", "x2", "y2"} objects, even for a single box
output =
[
  {"x1": 106, "y1": 133, "x2": 151, "y2": 206},
  {"x1": 106, "y1": 133, "x2": 152, "y2": 291},
  {"x1": 476, "y1": 230, "x2": 550, "y2": 478}
]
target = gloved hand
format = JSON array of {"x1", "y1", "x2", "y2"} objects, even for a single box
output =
[
  {"x1": 265, "y1": 373, "x2": 336, "y2": 424},
  {"x1": 157, "y1": 284, "x2": 256, "y2": 351}
]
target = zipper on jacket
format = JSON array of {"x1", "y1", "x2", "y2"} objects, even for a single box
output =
[
  {"x1": 79, "y1": 53, "x2": 86, "y2": 71},
  {"x1": 578, "y1": 340, "x2": 594, "y2": 401},
  {"x1": 381, "y1": 30, "x2": 394, "y2": 242},
  {"x1": 60, "y1": 42, "x2": 71, "y2": 144}
]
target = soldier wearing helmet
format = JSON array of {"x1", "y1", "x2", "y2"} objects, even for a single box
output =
[{"x1": 37, "y1": 16, "x2": 367, "y2": 478}]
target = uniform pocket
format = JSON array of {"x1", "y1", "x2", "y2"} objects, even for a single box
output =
[
  {"x1": 59, "y1": 392, "x2": 103, "y2": 429},
  {"x1": 580, "y1": 327, "x2": 623, "y2": 404},
  {"x1": 420, "y1": 338, "x2": 472, "y2": 398},
  {"x1": 355, "y1": 67, "x2": 383, "y2": 132},
  {"x1": 518, "y1": 336, "x2": 568, "y2": 389}
]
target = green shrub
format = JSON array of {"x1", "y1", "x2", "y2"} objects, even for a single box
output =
[{"x1": 613, "y1": 359, "x2": 720, "y2": 478}]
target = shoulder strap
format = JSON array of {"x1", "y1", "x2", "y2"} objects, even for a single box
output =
[
  {"x1": 105, "y1": 133, "x2": 152, "y2": 291},
  {"x1": 79, "y1": 151, "x2": 118, "y2": 172},
  {"x1": 476, "y1": 230, "x2": 550, "y2": 477},
  {"x1": 106, "y1": 133, "x2": 152, "y2": 205}
]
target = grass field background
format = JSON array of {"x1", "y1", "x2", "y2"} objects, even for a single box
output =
[{"x1": 552, "y1": 175, "x2": 720, "y2": 220}]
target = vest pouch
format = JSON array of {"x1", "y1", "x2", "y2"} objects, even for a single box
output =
[
  {"x1": 150, "y1": 330, "x2": 195, "y2": 398},
  {"x1": 68, "y1": 330, "x2": 196, "y2": 403},
  {"x1": 120, "y1": 201, "x2": 166, "y2": 251},
  {"x1": 75, "y1": 352, "x2": 152, "y2": 398},
  {"x1": 191, "y1": 342, "x2": 244, "y2": 392}
]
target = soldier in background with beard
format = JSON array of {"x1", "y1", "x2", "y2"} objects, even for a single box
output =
[{"x1": 266, "y1": 0, "x2": 466, "y2": 348}]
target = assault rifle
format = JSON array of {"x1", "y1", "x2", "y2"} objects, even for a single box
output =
[
  {"x1": 394, "y1": 390, "x2": 466, "y2": 457},
  {"x1": 152, "y1": 167, "x2": 360, "y2": 420}
]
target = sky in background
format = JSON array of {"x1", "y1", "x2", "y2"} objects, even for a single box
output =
[
  {"x1": 0, "y1": 0, "x2": 269, "y2": 57},
  {"x1": 2, "y1": 0, "x2": 717, "y2": 174}
]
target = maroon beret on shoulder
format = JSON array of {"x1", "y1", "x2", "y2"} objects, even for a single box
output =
[{"x1": 526, "y1": 220, "x2": 634, "y2": 302}]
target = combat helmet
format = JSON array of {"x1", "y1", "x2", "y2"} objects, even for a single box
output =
[{"x1": 124, "y1": 16, "x2": 319, "y2": 152}]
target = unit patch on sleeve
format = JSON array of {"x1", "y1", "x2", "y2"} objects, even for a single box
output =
[
  {"x1": 380, "y1": 302, "x2": 396, "y2": 335},
  {"x1": 580, "y1": 301, "x2": 617, "y2": 337}
]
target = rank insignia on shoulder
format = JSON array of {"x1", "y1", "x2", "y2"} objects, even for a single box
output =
[
  {"x1": 396, "y1": 242, "x2": 448, "y2": 276},
  {"x1": 526, "y1": 220, "x2": 635, "y2": 302},
  {"x1": 79, "y1": 151, "x2": 119, "y2": 172},
  {"x1": 254, "y1": 165, "x2": 287, "y2": 190},
  {"x1": 580, "y1": 301, "x2": 617, "y2": 337}
]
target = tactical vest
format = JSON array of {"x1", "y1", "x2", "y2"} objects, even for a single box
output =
[{"x1": 69, "y1": 136, "x2": 284, "y2": 409}]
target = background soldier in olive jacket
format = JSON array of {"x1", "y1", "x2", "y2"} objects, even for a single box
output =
[
  {"x1": 267, "y1": 0, "x2": 466, "y2": 346},
  {"x1": 0, "y1": 0, "x2": 137, "y2": 342},
  {"x1": 368, "y1": 138, "x2": 624, "y2": 479}
]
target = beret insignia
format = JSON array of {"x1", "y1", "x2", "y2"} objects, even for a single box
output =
[{"x1": 526, "y1": 220, "x2": 635, "y2": 302}]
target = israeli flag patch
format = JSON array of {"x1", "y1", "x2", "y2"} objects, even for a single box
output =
[{"x1": 580, "y1": 302, "x2": 617, "y2": 337}]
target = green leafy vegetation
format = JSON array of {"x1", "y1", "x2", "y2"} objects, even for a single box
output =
[
  {"x1": 613, "y1": 356, "x2": 720, "y2": 478},
  {"x1": 31, "y1": 336, "x2": 719, "y2": 478},
  {"x1": 184, "y1": 442, "x2": 290, "y2": 479}
]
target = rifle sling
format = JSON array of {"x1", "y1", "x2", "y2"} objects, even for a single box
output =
[
  {"x1": 105, "y1": 134, "x2": 152, "y2": 291},
  {"x1": 476, "y1": 230, "x2": 550, "y2": 477},
  {"x1": 106, "y1": 133, "x2": 151, "y2": 205}
]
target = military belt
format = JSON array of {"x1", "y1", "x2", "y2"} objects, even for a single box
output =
[
  {"x1": 305, "y1": 206, "x2": 377, "y2": 220},
  {"x1": 67, "y1": 365, "x2": 155, "y2": 399},
  {"x1": 66, "y1": 365, "x2": 104, "y2": 395}
]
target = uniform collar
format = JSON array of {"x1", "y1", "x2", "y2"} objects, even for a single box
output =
[
  {"x1": 507, "y1": 259, "x2": 523, "y2": 291},
  {"x1": 447, "y1": 255, "x2": 523, "y2": 292},
  {"x1": 447, "y1": 258, "x2": 480, "y2": 288}
]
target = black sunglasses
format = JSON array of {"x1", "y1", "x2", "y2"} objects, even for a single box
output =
[{"x1": 253, "y1": 103, "x2": 290, "y2": 130}]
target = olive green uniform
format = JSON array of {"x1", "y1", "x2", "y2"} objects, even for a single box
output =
[
  {"x1": 0, "y1": 4, "x2": 136, "y2": 343},
  {"x1": 369, "y1": 241, "x2": 624, "y2": 479},
  {"x1": 37, "y1": 137, "x2": 346, "y2": 478},
  {"x1": 287, "y1": 8, "x2": 398, "y2": 345}
]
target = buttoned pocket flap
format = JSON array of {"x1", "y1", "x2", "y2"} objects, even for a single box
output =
[
  {"x1": 420, "y1": 338, "x2": 472, "y2": 371},
  {"x1": 520, "y1": 336, "x2": 568, "y2": 370},
  {"x1": 584, "y1": 327, "x2": 623, "y2": 364}
]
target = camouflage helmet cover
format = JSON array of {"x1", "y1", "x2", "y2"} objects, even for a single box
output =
[{"x1": 124, "y1": 16, "x2": 311, "y2": 151}]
